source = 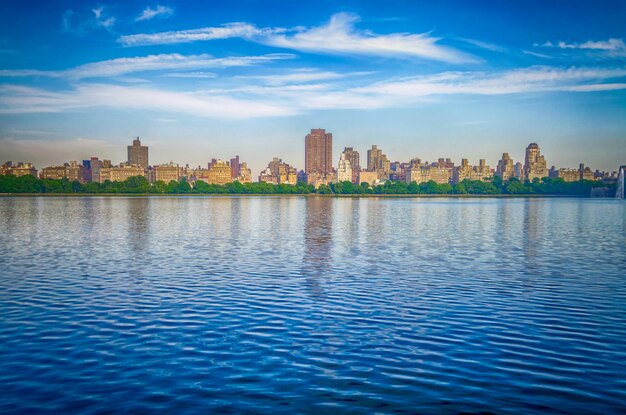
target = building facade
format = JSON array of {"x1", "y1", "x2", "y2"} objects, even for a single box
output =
[
  {"x1": 496, "y1": 153, "x2": 515, "y2": 181},
  {"x1": 454, "y1": 159, "x2": 492, "y2": 183},
  {"x1": 99, "y1": 164, "x2": 145, "y2": 182},
  {"x1": 1, "y1": 162, "x2": 37, "y2": 177},
  {"x1": 259, "y1": 158, "x2": 298, "y2": 185},
  {"x1": 41, "y1": 161, "x2": 84, "y2": 182},
  {"x1": 342, "y1": 147, "x2": 360, "y2": 183},
  {"x1": 305, "y1": 129, "x2": 333, "y2": 177},
  {"x1": 524, "y1": 143, "x2": 548, "y2": 181},
  {"x1": 336, "y1": 153, "x2": 352, "y2": 183},
  {"x1": 205, "y1": 159, "x2": 232, "y2": 185},
  {"x1": 367, "y1": 145, "x2": 391, "y2": 179},
  {"x1": 155, "y1": 163, "x2": 182, "y2": 183},
  {"x1": 127, "y1": 137, "x2": 149, "y2": 168},
  {"x1": 358, "y1": 170, "x2": 378, "y2": 185}
]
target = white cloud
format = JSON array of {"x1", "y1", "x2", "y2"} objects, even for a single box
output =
[
  {"x1": 63, "y1": 7, "x2": 116, "y2": 33},
  {"x1": 119, "y1": 13, "x2": 474, "y2": 63},
  {"x1": 0, "y1": 83, "x2": 295, "y2": 118},
  {"x1": 1, "y1": 66, "x2": 625, "y2": 117},
  {"x1": 119, "y1": 23, "x2": 262, "y2": 46},
  {"x1": 235, "y1": 69, "x2": 372, "y2": 86},
  {"x1": 135, "y1": 5, "x2": 174, "y2": 22},
  {"x1": 540, "y1": 38, "x2": 626, "y2": 57},
  {"x1": 162, "y1": 71, "x2": 218, "y2": 79},
  {"x1": 259, "y1": 13, "x2": 475, "y2": 63},
  {"x1": 455, "y1": 37, "x2": 507, "y2": 52},
  {"x1": 0, "y1": 53, "x2": 295, "y2": 80}
]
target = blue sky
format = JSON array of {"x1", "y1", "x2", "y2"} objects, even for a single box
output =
[{"x1": 1, "y1": 0, "x2": 625, "y2": 173}]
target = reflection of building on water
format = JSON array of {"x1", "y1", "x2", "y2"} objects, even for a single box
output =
[
  {"x1": 126, "y1": 198, "x2": 151, "y2": 276},
  {"x1": 522, "y1": 200, "x2": 542, "y2": 267},
  {"x1": 302, "y1": 197, "x2": 334, "y2": 297}
]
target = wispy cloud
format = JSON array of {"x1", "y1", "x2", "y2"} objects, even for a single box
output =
[
  {"x1": 235, "y1": 69, "x2": 372, "y2": 86},
  {"x1": 162, "y1": 71, "x2": 218, "y2": 79},
  {"x1": 119, "y1": 23, "x2": 261, "y2": 46},
  {"x1": 0, "y1": 84, "x2": 295, "y2": 118},
  {"x1": 539, "y1": 38, "x2": 626, "y2": 57},
  {"x1": 119, "y1": 13, "x2": 475, "y2": 63},
  {"x1": 0, "y1": 53, "x2": 295, "y2": 80},
  {"x1": 522, "y1": 50, "x2": 553, "y2": 59},
  {"x1": 135, "y1": 5, "x2": 174, "y2": 22},
  {"x1": 455, "y1": 37, "x2": 507, "y2": 53},
  {"x1": 2, "y1": 66, "x2": 624, "y2": 117},
  {"x1": 63, "y1": 7, "x2": 116, "y2": 34}
]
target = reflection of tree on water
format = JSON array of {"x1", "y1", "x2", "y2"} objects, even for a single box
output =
[{"x1": 302, "y1": 197, "x2": 334, "y2": 298}]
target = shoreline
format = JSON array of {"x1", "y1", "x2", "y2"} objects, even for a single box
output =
[{"x1": 0, "y1": 193, "x2": 606, "y2": 199}]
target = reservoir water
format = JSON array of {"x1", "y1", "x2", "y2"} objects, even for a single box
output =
[{"x1": 1, "y1": 196, "x2": 625, "y2": 414}]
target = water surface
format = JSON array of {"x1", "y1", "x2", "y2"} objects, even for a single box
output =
[{"x1": 1, "y1": 197, "x2": 625, "y2": 414}]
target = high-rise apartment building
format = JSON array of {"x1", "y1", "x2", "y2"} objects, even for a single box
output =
[
  {"x1": 496, "y1": 153, "x2": 515, "y2": 181},
  {"x1": 454, "y1": 159, "x2": 492, "y2": 183},
  {"x1": 342, "y1": 147, "x2": 360, "y2": 183},
  {"x1": 524, "y1": 143, "x2": 547, "y2": 181},
  {"x1": 127, "y1": 137, "x2": 149, "y2": 168},
  {"x1": 336, "y1": 153, "x2": 352, "y2": 183},
  {"x1": 259, "y1": 158, "x2": 298, "y2": 185},
  {"x1": 305, "y1": 129, "x2": 333, "y2": 176},
  {"x1": 366, "y1": 145, "x2": 391, "y2": 179},
  {"x1": 230, "y1": 155, "x2": 240, "y2": 179},
  {"x1": 206, "y1": 159, "x2": 232, "y2": 185}
]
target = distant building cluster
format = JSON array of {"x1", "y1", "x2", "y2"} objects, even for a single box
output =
[{"x1": 1, "y1": 132, "x2": 623, "y2": 188}]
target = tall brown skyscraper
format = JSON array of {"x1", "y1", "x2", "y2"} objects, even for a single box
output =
[
  {"x1": 305, "y1": 128, "x2": 333, "y2": 176},
  {"x1": 127, "y1": 137, "x2": 149, "y2": 168}
]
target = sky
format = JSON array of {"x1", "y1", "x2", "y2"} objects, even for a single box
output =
[{"x1": 0, "y1": 0, "x2": 625, "y2": 174}]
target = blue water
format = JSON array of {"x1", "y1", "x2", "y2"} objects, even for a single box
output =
[{"x1": 1, "y1": 196, "x2": 625, "y2": 414}]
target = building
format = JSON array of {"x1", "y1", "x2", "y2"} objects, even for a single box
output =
[
  {"x1": 524, "y1": 143, "x2": 548, "y2": 181},
  {"x1": 549, "y1": 167, "x2": 579, "y2": 182},
  {"x1": 358, "y1": 170, "x2": 378, "y2": 185},
  {"x1": 549, "y1": 163, "x2": 596, "y2": 182},
  {"x1": 155, "y1": 163, "x2": 181, "y2": 183},
  {"x1": 342, "y1": 147, "x2": 360, "y2": 183},
  {"x1": 99, "y1": 164, "x2": 145, "y2": 182},
  {"x1": 367, "y1": 145, "x2": 391, "y2": 179},
  {"x1": 1, "y1": 162, "x2": 37, "y2": 177},
  {"x1": 204, "y1": 159, "x2": 232, "y2": 185},
  {"x1": 496, "y1": 153, "x2": 515, "y2": 181},
  {"x1": 336, "y1": 153, "x2": 352, "y2": 183},
  {"x1": 41, "y1": 161, "x2": 84, "y2": 182},
  {"x1": 514, "y1": 162, "x2": 524, "y2": 180},
  {"x1": 305, "y1": 128, "x2": 333, "y2": 178},
  {"x1": 454, "y1": 159, "x2": 492, "y2": 183},
  {"x1": 237, "y1": 162, "x2": 252, "y2": 183},
  {"x1": 579, "y1": 163, "x2": 594, "y2": 181},
  {"x1": 258, "y1": 168, "x2": 278, "y2": 184},
  {"x1": 127, "y1": 137, "x2": 149, "y2": 168},
  {"x1": 230, "y1": 155, "x2": 241, "y2": 179},
  {"x1": 83, "y1": 157, "x2": 106, "y2": 183},
  {"x1": 229, "y1": 156, "x2": 252, "y2": 183},
  {"x1": 259, "y1": 158, "x2": 298, "y2": 185}
]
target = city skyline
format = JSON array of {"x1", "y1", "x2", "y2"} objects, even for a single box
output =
[
  {"x1": 2, "y1": 134, "x2": 619, "y2": 187},
  {"x1": 1, "y1": 1, "x2": 626, "y2": 172}
]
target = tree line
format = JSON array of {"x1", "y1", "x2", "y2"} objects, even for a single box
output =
[{"x1": 0, "y1": 174, "x2": 614, "y2": 196}]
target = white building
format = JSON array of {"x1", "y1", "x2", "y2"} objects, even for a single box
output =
[{"x1": 336, "y1": 153, "x2": 352, "y2": 183}]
